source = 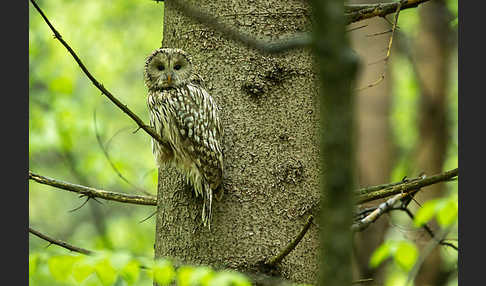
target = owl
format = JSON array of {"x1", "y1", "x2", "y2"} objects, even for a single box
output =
[{"x1": 144, "y1": 48, "x2": 223, "y2": 229}]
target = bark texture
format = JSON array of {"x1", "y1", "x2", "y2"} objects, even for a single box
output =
[{"x1": 154, "y1": 0, "x2": 320, "y2": 283}]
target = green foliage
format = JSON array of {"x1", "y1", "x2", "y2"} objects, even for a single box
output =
[
  {"x1": 414, "y1": 194, "x2": 458, "y2": 228},
  {"x1": 370, "y1": 240, "x2": 418, "y2": 272},
  {"x1": 29, "y1": 2, "x2": 165, "y2": 285},
  {"x1": 30, "y1": 251, "x2": 253, "y2": 286}
]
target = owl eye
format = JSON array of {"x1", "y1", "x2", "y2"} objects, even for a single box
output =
[
  {"x1": 157, "y1": 64, "x2": 165, "y2": 71},
  {"x1": 174, "y1": 64, "x2": 182, "y2": 71}
]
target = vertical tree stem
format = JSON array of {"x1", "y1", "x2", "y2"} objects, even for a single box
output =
[{"x1": 312, "y1": 1, "x2": 359, "y2": 285}]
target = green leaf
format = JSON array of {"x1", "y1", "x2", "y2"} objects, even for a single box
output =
[
  {"x1": 414, "y1": 199, "x2": 439, "y2": 227},
  {"x1": 394, "y1": 241, "x2": 418, "y2": 271},
  {"x1": 209, "y1": 271, "x2": 252, "y2": 286},
  {"x1": 152, "y1": 260, "x2": 175, "y2": 286},
  {"x1": 95, "y1": 258, "x2": 118, "y2": 286},
  {"x1": 29, "y1": 253, "x2": 39, "y2": 277},
  {"x1": 437, "y1": 198, "x2": 458, "y2": 227},
  {"x1": 190, "y1": 267, "x2": 214, "y2": 286},
  {"x1": 369, "y1": 242, "x2": 391, "y2": 268},
  {"x1": 177, "y1": 266, "x2": 195, "y2": 286},
  {"x1": 120, "y1": 260, "x2": 140, "y2": 285},
  {"x1": 72, "y1": 259, "x2": 95, "y2": 283},
  {"x1": 48, "y1": 254, "x2": 82, "y2": 282}
]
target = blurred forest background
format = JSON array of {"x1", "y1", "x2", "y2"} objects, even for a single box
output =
[{"x1": 29, "y1": 0, "x2": 458, "y2": 285}]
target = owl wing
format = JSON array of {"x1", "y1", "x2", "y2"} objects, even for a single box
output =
[{"x1": 170, "y1": 84, "x2": 223, "y2": 190}]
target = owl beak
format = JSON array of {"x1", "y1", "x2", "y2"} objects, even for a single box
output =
[{"x1": 167, "y1": 74, "x2": 172, "y2": 85}]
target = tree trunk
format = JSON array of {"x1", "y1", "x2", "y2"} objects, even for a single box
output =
[
  {"x1": 411, "y1": 1, "x2": 453, "y2": 285},
  {"x1": 154, "y1": 0, "x2": 320, "y2": 283},
  {"x1": 349, "y1": 4, "x2": 394, "y2": 282}
]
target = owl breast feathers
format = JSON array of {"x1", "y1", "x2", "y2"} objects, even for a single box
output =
[{"x1": 144, "y1": 48, "x2": 223, "y2": 229}]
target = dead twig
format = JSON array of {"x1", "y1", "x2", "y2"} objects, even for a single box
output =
[{"x1": 29, "y1": 227, "x2": 94, "y2": 255}]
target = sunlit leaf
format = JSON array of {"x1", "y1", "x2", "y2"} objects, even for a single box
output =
[
  {"x1": 48, "y1": 254, "x2": 82, "y2": 282},
  {"x1": 152, "y1": 259, "x2": 175, "y2": 286},
  {"x1": 120, "y1": 260, "x2": 140, "y2": 285},
  {"x1": 437, "y1": 197, "x2": 458, "y2": 227},
  {"x1": 370, "y1": 242, "x2": 391, "y2": 268},
  {"x1": 177, "y1": 266, "x2": 195, "y2": 286},
  {"x1": 209, "y1": 271, "x2": 252, "y2": 286},
  {"x1": 95, "y1": 258, "x2": 118, "y2": 286},
  {"x1": 394, "y1": 241, "x2": 418, "y2": 271},
  {"x1": 190, "y1": 267, "x2": 214, "y2": 286},
  {"x1": 72, "y1": 259, "x2": 95, "y2": 283},
  {"x1": 29, "y1": 253, "x2": 39, "y2": 277},
  {"x1": 414, "y1": 199, "x2": 439, "y2": 227}
]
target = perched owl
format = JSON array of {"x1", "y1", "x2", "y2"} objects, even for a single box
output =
[{"x1": 144, "y1": 48, "x2": 223, "y2": 229}]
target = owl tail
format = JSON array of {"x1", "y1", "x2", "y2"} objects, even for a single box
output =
[{"x1": 201, "y1": 183, "x2": 213, "y2": 230}]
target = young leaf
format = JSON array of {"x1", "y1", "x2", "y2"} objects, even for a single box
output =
[
  {"x1": 210, "y1": 271, "x2": 252, "y2": 286},
  {"x1": 120, "y1": 260, "x2": 140, "y2": 285},
  {"x1": 152, "y1": 259, "x2": 175, "y2": 286},
  {"x1": 394, "y1": 241, "x2": 418, "y2": 271},
  {"x1": 72, "y1": 259, "x2": 95, "y2": 283},
  {"x1": 369, "y1": 242, "x2": 391, "y2": 268},
  {"x1": 176, "y1": 266, "x2": 195, "y2": 286},
  {"x1": 95, "y1": 258, "x2": 118, "y2": 286},
  {"x1": 437, "y1": 198, "x2": 458, "y2": 227},
  {"x1": 414, "y1": 199, "x2": 439, "y2": 227},
  {"x1": 189, "y1": 267, "x2": 214, "y2": 286},
  {"x1": 48, "y1": 255, "x2": 82, "y2": 282},
  {"x1": 29, "y1": 254, "x2": 39, "y2": 277}
]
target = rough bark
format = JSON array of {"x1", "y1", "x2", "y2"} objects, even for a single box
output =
[{"x1": 154, "y1": 0, "x2": 320, "y2": 283}]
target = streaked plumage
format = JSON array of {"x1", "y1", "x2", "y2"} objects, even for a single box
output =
[{"x1": 144, "y1": 48, "x2": 223, "y2": 228}]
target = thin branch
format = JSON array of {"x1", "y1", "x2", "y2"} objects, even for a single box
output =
[
  {"x1": 93, "y1": 111, "x2": 153, "y2": 196},
  {"x1": 357, "y1": 168, "x2": 458, "y2": 204},
  {"x1": 406, "y1": 226, "x2": 453, "y2": 285},
  {"x1": 357, "y1": 1, "x2": 401, "y2": 91},
  {"x1": 352, "y1": 278, "x2": 373, "y2": 284},
  {"x1": 29, "y1": 0, "x2": 167, "y2": 149},
  {"x1": 352, "y1": 193, "x2": 406, "y2": 232},
  {"x1": 29, "y1": 227, "x2": 94, "y2": 255},
  {"x1": 29, "y1": 171, "x2": 157, "y2": 206},
  {"x1": 266, "y1": 215, "x2": 314, "y2": 267},
  {"x1": 160, "y1": 0, "x2": 312, "y2": 54},
  {"x1": 344, "y1": 0, "x2": 431, "y2": 25},
  {"x1": 398, "y1": 207, "x2": 458, "y2": 251}
]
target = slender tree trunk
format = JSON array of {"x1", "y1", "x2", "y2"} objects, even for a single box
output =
[
  {"x1": 349, "y1": 2, "x2": 394, "y2": 282},
  {"x1": 411, "y1": 1, "x2": 453, "y2": 285},
  {"x1": 154, "y1": 0, "x2": 321, "y2": 283}
]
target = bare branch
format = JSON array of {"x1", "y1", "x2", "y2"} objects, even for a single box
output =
[
  {"x1": 29, "y1": 227, "x2": 94, "y2": 255},
  {"x1": 29, "y1": 171, "x2": 157, "y2": 206},
  {"x1": 160, "y1": 0, "x2": 312, "y2": 54},
  {"x1": 406, "y1": 226, "x2": 454, "y2": 285},
  {"x1": 29, "y1": 0, "x2": 167, "y2": 149},
  {"x1": 399, "y1": 207, "x2": 458, "y2": 251},
  {"x1": 357, "y1": 1, "x2": 401, "y2": 91},
  {"x1": 345, "y1": 0, "x2": 432, "y2": 25},
  {"x1": 265, "y1": 215, "x2": 314, "y2": 267},
  {"x1": 357, "y1": 168, "x2": 458, "y2": 204},
  {"x1": 93, "y1": 111, "x2": 153, "y2": 196},
  {"x1": 352, "y1": 193, "x2": 405, "y2": 232}
]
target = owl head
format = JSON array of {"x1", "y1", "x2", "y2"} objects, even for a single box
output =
[{"x1": 144, "y1": 48, "x2": 194, "y2": 90}]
